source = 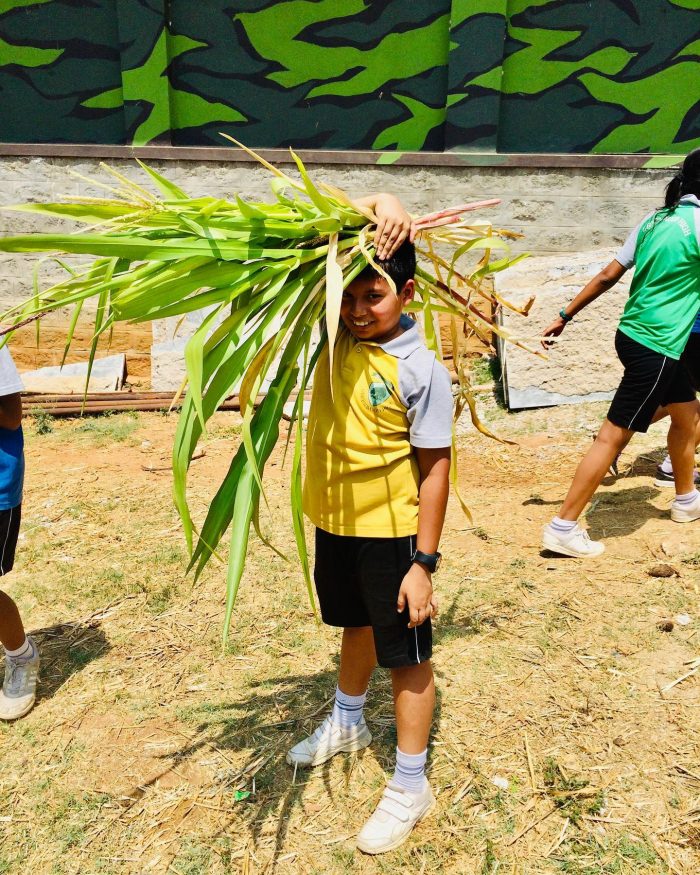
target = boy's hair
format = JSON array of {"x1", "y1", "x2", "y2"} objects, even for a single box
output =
[{"x1": 358, "y1": 239, "x2": 416, "y2": 292}]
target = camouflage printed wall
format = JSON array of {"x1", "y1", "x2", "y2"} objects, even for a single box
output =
[{"x1": 0, "y1": 0, "x2": 698, "y2": 154}]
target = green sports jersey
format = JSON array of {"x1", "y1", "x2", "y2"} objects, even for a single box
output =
[{"x1": 616, "y1": 199, "x2": 700, "y2": 360}]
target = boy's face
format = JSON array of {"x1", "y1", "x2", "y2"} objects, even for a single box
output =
[{"x1": 340, "y1": 274, "x2": 414, "y2": 343}]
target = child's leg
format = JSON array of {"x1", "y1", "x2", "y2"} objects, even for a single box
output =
[
  {"x1": 286, "y1": 628, "x2": 375, "y2": 766},
  {"x1": 0, "y1": 590, "x2": 26, "y2": 651},
  {"x1": 287, "y1": 530, "x2": 378, "y2": 767},
  {"x1": 557, "y1": 419, "x2": 633, "y2": 521},
  {"x1": 667, "y1": 400, "x2": 700, "y2": 494},
  {"x1": 391, "y1": 661, "x2": 434, "y2": 755},
  {"x1": 356, "y1": 658, "x2": 435, "y2": 854},
  {"x1": 0, "y1": 590, "x2": 39, "y2": 721},
  {"x1": 329, "y1": 627, "x2": 376, "y2": 728},
  {"x1": 657, "y1": 399, "x2": 700, "y2": 476},
  {"x1": 338, "y1": 626, "x2": 377, "y2": 695}
]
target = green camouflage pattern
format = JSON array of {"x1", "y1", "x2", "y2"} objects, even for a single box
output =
[{"x1": 0, "y1": 0, "x2": 697, "y2": 153}]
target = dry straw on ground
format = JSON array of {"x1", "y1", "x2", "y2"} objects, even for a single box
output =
[{"x1": 0, "y1": 394, "x2": 698, "y2": 873}]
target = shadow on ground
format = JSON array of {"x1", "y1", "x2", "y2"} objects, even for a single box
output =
[
  {"x1": 30, "y1": 619, "x2": 110, "y2": 703},
  {"x1": 124, "y1": 596, "x2": 476, "y2": 868},
  {"x1": 585, "y1": 485, "x2": 668, "y2": 539}
]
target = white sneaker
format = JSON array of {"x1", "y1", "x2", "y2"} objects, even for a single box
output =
[
  {"x1": 671, "y1": 493, "x2": 700, "y2": 523},
  {"x1": 356, "y1": 779, "x2": 435, "y2": 855},
  {"x1": 542, "y1": 524, "x2": 605, "y2": 558},
  {"x1": 286, "y1": 715, "x2": 371, "y2": 768},
  {"x1": 0, "y1": 636, "x2": 39, "y2": 721}
]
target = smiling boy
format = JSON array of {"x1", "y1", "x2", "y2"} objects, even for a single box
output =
[{"x1": 287, "y1": 197, "x2": 453, "y2": 854}]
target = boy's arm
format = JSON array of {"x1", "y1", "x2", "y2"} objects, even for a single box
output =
[
  {"x1": 353, "y1": 193, "x2": 414, "y2": 261},
  {"x1": 0, "y1": 393, "x2": 22, "y2": 430},
  {"x1": 397, "y1": 446, "x2": 451, "y2": 629},
  {"x1": 542, "y1": 259, "x2": 627, "y2": 348}
]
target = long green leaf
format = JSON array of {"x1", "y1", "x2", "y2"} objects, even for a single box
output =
[
  {"x1": 184, "y1": 304, "x2": 226, "y2": 433},
  {"x1": 0, "y1": 233, "x2": 320, "y2": 263},
  {"x1": 135, "y1": 159, "x2": 190, "y2": 200}
]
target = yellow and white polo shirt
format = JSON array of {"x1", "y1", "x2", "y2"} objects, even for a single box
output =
[{"x1": 303, "y1": 315, "x2": 453, "y2": 538}]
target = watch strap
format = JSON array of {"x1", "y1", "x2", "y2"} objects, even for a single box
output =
[{"x1": 411, "y1": 549, "x2": 441, "y2": 573}]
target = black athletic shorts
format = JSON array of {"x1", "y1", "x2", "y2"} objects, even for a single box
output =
[
  {"x1": 607, "y1": 331, "x2": 696, "y2": 433},
  {"x1": 681, "y1": 332, "x2": 700, "y2": 391},
  {"x1": 0, "y1": 504, "x2": 21, "y2": 577},
  {"x1": 314, "y1": 528, "x2": 432, "y2": 669}
]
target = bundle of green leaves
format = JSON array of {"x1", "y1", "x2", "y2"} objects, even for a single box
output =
[{"x1": 0, "y1": 140, "x2": 534, "y2": 638}]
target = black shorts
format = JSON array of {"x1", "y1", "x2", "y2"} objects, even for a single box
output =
[
  {"x1": 0, "y1": 504, "x2": 21, "y2": 577},
  {"x1": 681, "y1": 332, "x2": 700, "y2": 391},
  {"x1": 314, "y1": 528, "x2": 432, "y2": 669},
  {"x1": 607, "y1": 331, "x2": 696, "y2": 433}
]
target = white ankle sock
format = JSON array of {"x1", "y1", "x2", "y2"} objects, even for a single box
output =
[
  {"x1": 675, "y1": 489, "x2": 699, "y2": 505},
  {"x1": 330, "y1": 686, "x2": 366, "y2": 729},
  {"x1": 549, "y1": 516, "x2": 577, "y2": 534},
  {"x1": 392, "y1": 747, "x2": 427, "y2": 793},
  {"x1": 5, "y1": 637, "x2": 32, "y2": 661},
  {"x1": 661, "y1": 455, "x2": 673, "y2": 474}
]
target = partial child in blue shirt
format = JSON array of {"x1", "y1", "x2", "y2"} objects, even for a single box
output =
[{"x1": 0, "y1": 344, "x2": 39, "y2": 720}]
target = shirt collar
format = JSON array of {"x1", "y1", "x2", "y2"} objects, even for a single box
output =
[
  {"x1": 376, "y1": 315, "x2": 423, "y2": 359},
  {"x1": 680, "y1": 194, "x2": 700, "y2": 207}
]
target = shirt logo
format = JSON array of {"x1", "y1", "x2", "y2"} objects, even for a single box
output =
[{"x1": 368, "y1": 372, "x2": 393, "y2": 407}]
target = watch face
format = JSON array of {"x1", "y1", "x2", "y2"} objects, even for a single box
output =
[{"x1": 413, "y1": 551, "x2": 441, "y2": 572}]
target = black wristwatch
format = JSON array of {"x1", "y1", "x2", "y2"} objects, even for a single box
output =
[{"x1": 411, "y1": 550, "x2": 442, "y2": 573}]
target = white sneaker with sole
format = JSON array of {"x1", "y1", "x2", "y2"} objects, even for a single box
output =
[
  {"x1": 671, "y1": 493, "x2": 700, "y2": 523},
  {"x1": 542, "y1": 524, "x2": 605, "y2": 558},
  {"x1": 0, "y1": 636, "x2": 39, "y2": 721},
  {"x1": 286, "y1": 715, "x2": 371, "y2": 768},
  {"x1": 356, "y1": 779, "x2": 435, "y2": 854}
]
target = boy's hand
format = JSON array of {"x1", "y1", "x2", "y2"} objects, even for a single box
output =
[
  {"x1": 372, "y1": 193, "x2": 415, "y2": 261},
  {"x1": 397, "y1": 563, "x2": 438, "y2": 628}
]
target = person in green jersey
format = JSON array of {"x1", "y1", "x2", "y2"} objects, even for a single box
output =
[{"x1": 540, "y1": 149, "x2": 700, "y2": 558}]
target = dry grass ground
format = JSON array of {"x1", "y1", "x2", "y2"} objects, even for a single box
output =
[{"x1": 1, "y1": 385, "x2": 699, "y2": 874}]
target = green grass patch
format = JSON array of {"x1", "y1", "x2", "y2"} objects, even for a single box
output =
[
  {"x1": 543, "y1": 758, "x2": 604, "y2": 825},
  {"x1": 170, "y1": 840, "x2": 212, "y2": 875}
]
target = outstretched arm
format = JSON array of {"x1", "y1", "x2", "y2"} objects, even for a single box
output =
[
  {"x1": 353, "y1": 193, "x2": 415, "y2": 261},
  {"x1": 542, "y1": 259, "x2": 627, "y2": 349}
]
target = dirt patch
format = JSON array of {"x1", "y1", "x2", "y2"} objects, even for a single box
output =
[
  {"x1": 9, "y1": 317, "x2": 152, "y2": 382},
  {"x1": 0, "y1": 398, "x2": 698, "y2": 874}
]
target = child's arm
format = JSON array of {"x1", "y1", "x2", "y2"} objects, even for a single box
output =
[
  {"x1": 353, "y1": 193, "x2": 414, "y2": 261},
  {"x1": 397, "y1": 446, "x2": 451, "y2": 628},
  {"x1": 541, "y1": 259, "x2": 627, "y2": 348},
  {"x1": 0, "y1": 393, "x2": 22, "y2": 431}
]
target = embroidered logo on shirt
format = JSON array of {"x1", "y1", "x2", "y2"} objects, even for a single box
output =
[{"x1": 368, "y1": 372, "x2": 393, "y2": 407}]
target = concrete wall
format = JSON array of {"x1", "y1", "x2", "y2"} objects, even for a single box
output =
[
  {"x1": 0, "y1": 155, "x2": 668, "y2": 384},
  {"x1": 495, "y1": 250, "x2": 631, "y2": 410}
]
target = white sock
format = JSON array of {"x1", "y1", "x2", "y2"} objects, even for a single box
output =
[
  {"x1": 330, "y1": 686, "x2": 366, "y2": 729},
  {"x1": 549, "y1": 516, "x2": 577, "y2": 534},
  {"x1": 392, "y1": 747, "x2": 427, "y2": 793},
  {"x1": 675, "y1": 489, "x2": 699, "y2": 505},
  {"x1": 5, "y1": 637, "x2": 33, "y2": 661},
  {"x1": 661, "y1": 455, "x2": 673, "y2": 474}
]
